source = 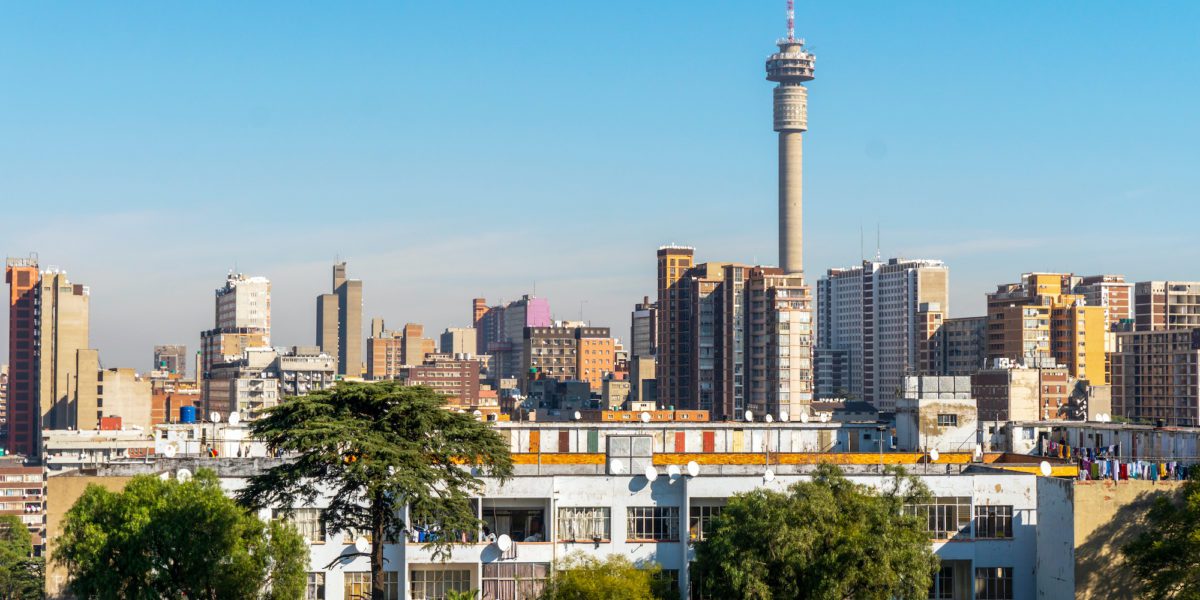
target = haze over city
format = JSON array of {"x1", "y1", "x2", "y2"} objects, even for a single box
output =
[{"x1": 3, "y1": 1, "x2": 1198, "y2": 368}]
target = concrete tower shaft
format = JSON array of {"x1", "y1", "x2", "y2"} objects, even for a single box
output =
[{"x1": 766, "y1": 39, "x2": 815, "y2": 275}]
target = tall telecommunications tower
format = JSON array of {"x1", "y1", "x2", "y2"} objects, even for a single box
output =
[{"x1": 765, "y1": 0, "x2": 815, "y2": 274}]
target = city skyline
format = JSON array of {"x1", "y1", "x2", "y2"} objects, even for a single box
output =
[{"x1": 4, "y1": 2, "x2": 1200, "y2": 368}]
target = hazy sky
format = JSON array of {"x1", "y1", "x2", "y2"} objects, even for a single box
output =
[{"x1": 2, "y1": 2, "x2": 1199, "y2": 369}]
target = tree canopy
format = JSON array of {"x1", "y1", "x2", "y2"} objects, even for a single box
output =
[
  {"x1": 539, "y1": 553, "x2": 671, "y2": 600},
  {"x1": 694, "y1": 463, "x2": 939, "y2": 600},
  {"x1": 1123, "y1": 478, "x2": 1200, "y2": 599},
  {"x1": 0, "y1": 515, "x2": 42, "y2": 599},
  {"x1": 237, "y1": 382, "x2": 514, "y2": 600},
  {"x1": 55, "y1": 469, "x2": 306, "y2": 600}
]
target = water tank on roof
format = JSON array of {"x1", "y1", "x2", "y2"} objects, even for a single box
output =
[{"x1": 180, "y1": 405, "x2": 198, "y2": 424}]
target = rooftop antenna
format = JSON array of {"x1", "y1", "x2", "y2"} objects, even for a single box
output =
[
  {"x1": 875, "y1": 223, "x2": 882, "y2": 261},
  {"x1": 786, "y1": 0, "x2": 795, "y2": 41},
  {"x1": 859, "y1": 223, "x2": 865, "y2": 263}
]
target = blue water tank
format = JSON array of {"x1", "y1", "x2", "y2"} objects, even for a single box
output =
[{"x1": 180, "y1": 405, "x2": 198, "y2": 424}]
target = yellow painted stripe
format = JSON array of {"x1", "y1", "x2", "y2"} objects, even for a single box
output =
[{"x1": 993, "y1": 465, "x2": 1079, "y2": 477}]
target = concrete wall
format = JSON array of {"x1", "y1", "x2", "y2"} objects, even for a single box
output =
[
  {"x1": 45, "y1": 475, "x2": 134, "y2": 598},
  {"x1": 1035, "y1": 476, "x2": 1074, "y2": 599}
]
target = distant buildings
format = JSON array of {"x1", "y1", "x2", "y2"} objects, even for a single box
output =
[
  {"x1": 152, "y1": 344, "x2": 188, "y2": 379},
  {"x1": 440, "y1": 327, "x2": 477, "y2": 356},
  {"x1": 201, "y1": 273, "x2": 271, "y2": 375},
  {"x1": 1134, "y1": 281, "x2": 1200, "y2": 331},
  {"x1": 1112, "y1": 328, "x2": 1200, "y2": 426},
  {"x1": 366, "y1": 322, "x2": 436, "y2": 380},
  {"x1": 399, "y1": 355, "x2": 482, "y2": 408},
  {"x1": 629, "y1": 296, "x2": 657, "y2": 359},
  {"x1": 316, "y1": 262, "x2": 363, "y2": 377},
  {"x1": 930, "y1": 316, "x2": 989, "y2": 377},
  {"x1": 522, "y1": 325, "x2": 614, "y2": 392},
  {"x1": 474, "y1": 295, "x2": 552, "y2": 381}
]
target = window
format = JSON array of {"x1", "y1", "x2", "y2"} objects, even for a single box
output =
[
  {"x1": 689, "y1": 505, "x2": 723, "y2": 542},
  {"x1": 306, "y1": 573, "x2": 325, "y2": 600},
  {"x1": 481, "y1": 563, "x2": 549, "y2": 600},
  {"x1": 974, "y1": 567, "x2": 1013, "y2": 600},
  {"x1": 936, "y1": 414, "x2": 958, "y2": 427},
  {"x1": 557, "y1": 507, "x2": 610, "y2": 541},
  {"x1": 411, "y1": 569, "x2": 471, "y2": 600},
  {"x1": 486, "y1": 507, "x2": 545, "y2": 543},
  {"x1": 344, "y1": 572, "x2": 369, "y2": 600},
  {"x1": 279, "y1": 508, "x2": 325, "y2": 543},
  {"x1": 908, "y1": 497, "x2": 971, "y2": 540},
  {"x1": 974, "y1": 506, "x2": 1014, "y2": 539},
  {"x1": 929, "y1": 565, "x2": 953, "y2": 599},
  {"x1": 627, "y1": 506, "x2": 679, "y2": 541}
]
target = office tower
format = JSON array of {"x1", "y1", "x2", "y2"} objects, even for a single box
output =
[
  {"x1": 5, "y1": 258, "x2": 39, "y2": 456},
  {"x1": 630, "y1": 296, "x2": 657, "y2": 359},
  {"x1": 472, "y1": 298, "x2": 490, "y2": 354},
  {"x1": 765, "y1": 5, "x2": 814, "y2": 274},
  {"x1": 630, "y1": 355, "x2": 656, "y2": 405},
  {"x1": 987, "y1": 273, "x2": 1107, "y2": 385},
  {"x1": 655, "y1": 246, "x2": 697, "y2": 412},
  {"x1": 153, "y1": 345, "x2": 188, "y2": 379},
  {"x1": 474, "y1": 295, "x2": 551, "y2": 380},
  {"x1": 440, "y1": 327, "x2": 477, "y2": 356},
  {"x1": 400, "y1": 324, "x2": 436, "y2": 367},
  {"x1": 521, "y1": 325, "x2": 614, "y2": 393},
  {"x1": 370, "y1": 318, "x2": 386, "y2": 339},
  {"x1": 201, "y1": 273, "x2": 272, "y2": 375},
  {"x1": 1112, "y1": 328, "x2": 1200, "y2": 426},
  {"x1": 366, "y1": 324, "x2": 436, "y2": 380},
  {"x1": 316, "y1": 262, "x2": 363, "y2": 377},
  {"x1": 37, "y1": 271, "x2": 91, "y2": 432},
  {"x1": 1134, "y1": 281, "x2": 1200, "y2": 332},
  {"x1": 816, "y1": 259, "x2": 949, "y2": 411},
  {"x1": 930, "y1": 316, "x2": 989, "y2": 376}
]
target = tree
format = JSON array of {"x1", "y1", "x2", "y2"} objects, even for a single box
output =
[
  {"x1": 694, "y1": 463, "x2": 939, "y2": 600},
  {"x1": 539, "y1": 553, "x2": 670, "y2": 600},
  {"x1": 55, "y1": 469, "x2": 307, "y2": 600},
  {"x1": 0, "y1": 515, "x2": 43, "y2": 599},
  {"x1": 237, "y1": 382, "x2": 514, "y2": 600},
  {"x1": 1122, "y1": 477, "x2": 1200, "y2": 599}
]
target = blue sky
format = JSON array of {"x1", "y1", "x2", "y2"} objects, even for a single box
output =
[{"x1": 2, "y1": 2, "x2": 1198, "y2": 368}]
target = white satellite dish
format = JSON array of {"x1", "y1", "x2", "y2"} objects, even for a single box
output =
[
  {"x1": 686, "y1": 461, "x2": 700, "y2": 477},
  {"x1": 744, "y1": 410, "x2": 754, "y2": 422},
  {"x1": 573, "y1": 410, "x2": 582, "y2": 421},
  {"x1": 496, "y1": 534, "x2": 513, "y2": 552},
  {"x1": 228, "y1": 411, "x2": 241, "y2": 426},
  {"x1": 473, "y1": 409, "x2": 483, "y2": 420},
  {"x1": 779, "y1": 410, "x2": 790, "y2": 423},
  {"x1": 210, "y1": 412, "x2": 221, "y2": 423},
  {"x1": 164, "y1": 443, "x2": 178, "y2": 458},
  {"x1": 929, "y1": 449, "x2": 940, "y2": 462},
  {"x1": 644, "y1": 465, "x2": 658, "y2": 482},
  {"x1": 355, "y1": 537, "x2": 370, "y2": 554},
  {"x1": 799, "y1": 412, "x2": 810, "y2": 424},
  {"x1": 610, "y1": 458, "x2": 626, "y2": 474},
  {"x1": 667, "y1": 464, "x2": 682, "y2": 480},
  {"x1": 639, "y1": 412, "x2": 651, "y2": 423},
  {"x1": 176, "y1": 468, "x2": 192, "y2": 483},
  {"x1": 763, "y1": 469, "x2": 775, "y2": 483},
  {"x1": 765, "y1": 414, "x2": 774, "y2": 423},
  {"x1": 1039, "y1": 461, "x2": 1052, "y2": 477}
]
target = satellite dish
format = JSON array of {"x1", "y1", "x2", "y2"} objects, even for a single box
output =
[
  {"x1": 354, "y1": 537, "x2": 370, "y2": 554},
  {"x1": 164, "y1": 443, "x2": 178, "y2": 458},
  {"x1": 573, "y1": 410, "x2": 582, "y2": 421},
  {"x1": 228, "y1": 411, "x2": 241, "y2": 426},
  {"x1": 639, "y1": 412, "x2": 651, "y2": 423},
  {"x1": 610, "y1": 458, "x2": 626, "y2": 474},
  {"x1": 176, "y1": 468, "x2": 192, "y2": 483},
  {"x1": 210, "y1": 412, "x2": 222, "y2": 423},
  {"x1": 820, "y1": 413, "x2": 831, "y2": 423},
  {"x1": 496, "y1": 534, "x2": 513, "y2": 552},
  {"x1": 473, "y1": 409, "x2": 483, "y2": 420},
  {"x1": 779, "y1": 410, "x2": 790, "y2": 423},
  {"x1": 763, "y1": 469, "x2": 775, "y2": 483},
  {"x1": 644, "y1": 465, "x2": 658, "y2": 482},
  {"x1": 799, "y1": 412, "x2": 810, "y2": 424},
  {"x1": 744, "y1": 410, "x2": 754, "y2": 422},
  {"x1": 667, "y1": 464, "x2": 682, "y2": 480},
  {"x1": 765, "y1": 414, "x2": 774, "y2": 423},
  {"x1": 1039, "y1": 461, "x2": 1052, "y2": 477},
  {"x1": 929, "y1": 449, "x2": 940, "y2": 462},
  {"x1": 686, "y1": 461, "x2": 700, "y2": 477}
]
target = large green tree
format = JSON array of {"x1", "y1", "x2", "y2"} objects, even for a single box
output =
[
  {"x1": 694, "y1": 463, "x2": 938, "y2": 600},
  {"x1": 1123, "y1": 477, "x2": 1200, "y2": 599},
  {"x1": 237, "y1": 382, "x2": 514, "y2": 600},
  {"x1": 55, "y1": 469, "x2": 307, "y2": 600},
  {"x1": 539, "y1": 553, "x2": 671, "y2": 600},
  {"x1": 0, "y1": 515, "x2": 43, "y2": 599}
]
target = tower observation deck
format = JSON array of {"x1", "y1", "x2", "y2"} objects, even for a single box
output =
[{"x1": 765, "y1": 3, "x2": 815, "y2": 275}]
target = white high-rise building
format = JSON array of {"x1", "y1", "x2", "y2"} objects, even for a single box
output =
[{"x1": 215, "y1": 273, "x2": 271, "y2": 344}]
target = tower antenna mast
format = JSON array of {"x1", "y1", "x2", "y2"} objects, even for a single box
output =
[{"x1": 787, "y1": 0, "x2": 795, "y2": 41}]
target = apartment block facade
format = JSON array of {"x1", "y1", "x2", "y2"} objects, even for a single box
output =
[
  {"x1": 1134, "y1": 281, "x2": 1200, "y2": 332},
  {"x1": 1112, "y1": 328, "x2": 1200, "y2": 427}
]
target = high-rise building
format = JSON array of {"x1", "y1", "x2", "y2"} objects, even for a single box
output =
[
  {"x1": 655, "y1": 246, "x2": 697, "y2": 412},
  {"x1": 930, "y1": 316, "x2": 989, "y2": 376},
  {"x1": 764, "y1": 8, "x2": 814, "y2": 274},
  {"x1": 1076, "y1": 275, "x2": 1133, "y2": 331},
  {"x1": 440, "y1": 327, "x2": 477, "y2": 356},
  {"x1": 986, "y1": 273, "x2": 1107, "y2": 385},
  {"x1": 316, "y1": 262, "x2": 363, "y2": 377},
  {"x1": 521, "y1": 325, "x2": 614, "y2": 393},
  {"x1": 400, "y1": 355, "x2": 482, "y2": 407},
  {"x1": 153, "y1": 345, "x2": 188, "y2": 379},
  {"x1": 474, "y1": 295, "x2": 551, "y2": 381},
  {"x1": 37, "y1": 271, "x2": 91, "y2": 432},
  {"x1": 744, "y1": 267, "x2": 814, "y2": 419},
  {"x1": 1112, "y1": 328, "x2": 1200, "y2": 426},
  {"x1": 816, "y1": 258, "x2": 949, "y2": 411},
  {"x1": 5, "y1": 257, "x2": 39, "y2": 456},
  {"x1": 201, "y1": 273, "x2": 271, "y2": 376},
  {"x1": 0, "y1": 364, "x2": 7, "y2": 430},
  {"x1": 629, "y1": 296, "x2": 657, "y2": 360},
  {"x1": 1134, "y1": 281, "x2": 1200, "y2": 332},
  {"x1": 366, "y1": 324, "x2": 436, "y2": 380}
]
